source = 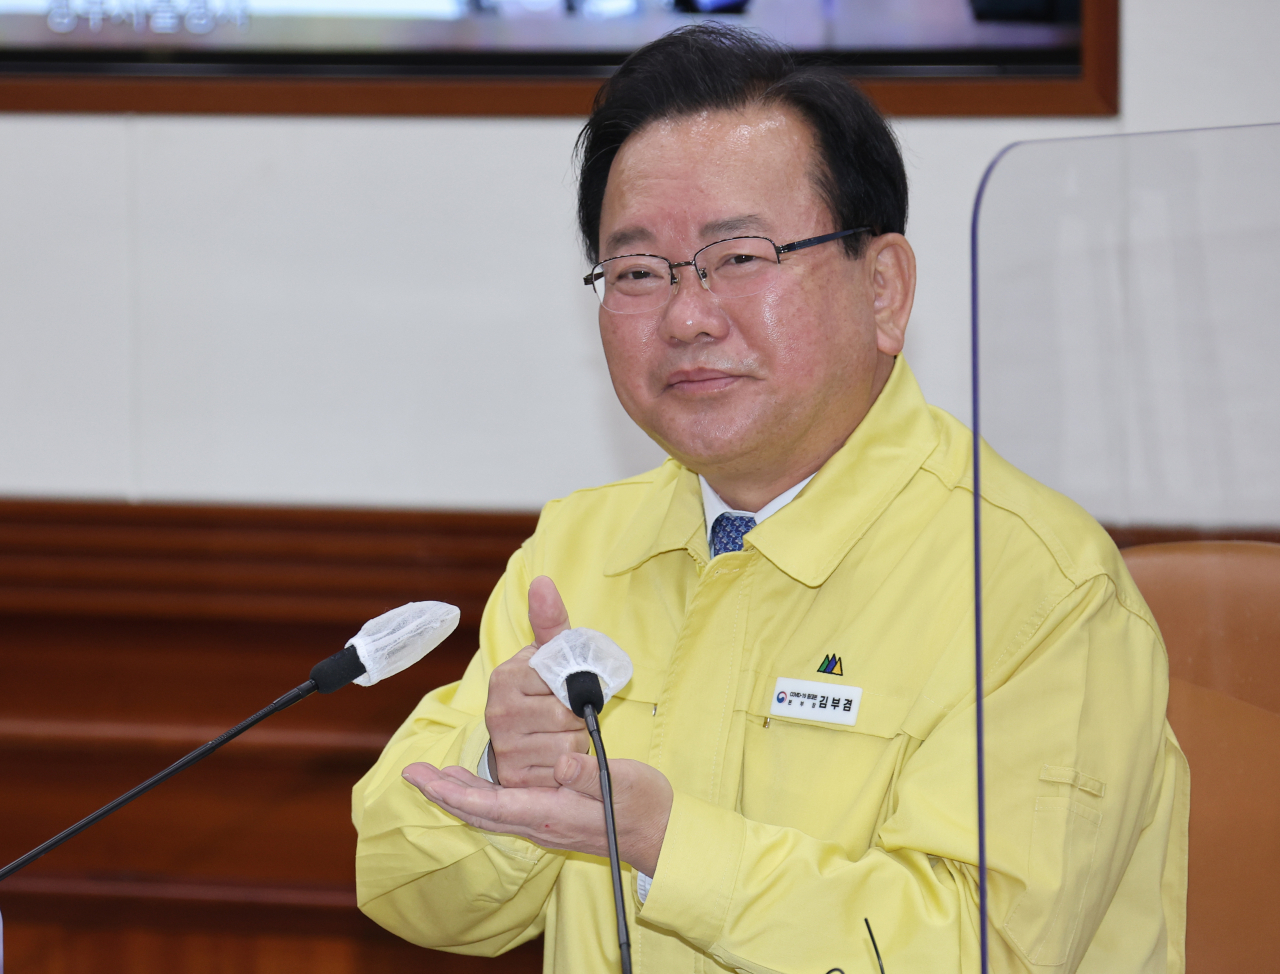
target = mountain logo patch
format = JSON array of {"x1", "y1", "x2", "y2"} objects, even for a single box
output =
[{"x1": 817, "y1": 654, "x2": 843, "y2": 676}]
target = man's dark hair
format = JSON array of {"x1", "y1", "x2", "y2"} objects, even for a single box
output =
[{"x1": 575, "y1": 23, "x2": 908, "y2": 265}]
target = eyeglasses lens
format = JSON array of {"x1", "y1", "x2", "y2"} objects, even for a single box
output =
[
  {"x1": 593, "y1": 237, "x2": 781, "y2": 313},
  {"x1": 594, "y1": 255, "x2": 670, "y2": 314},
  {"x1": 697, "y1": 237, "x2": 780, "y2": 298}
]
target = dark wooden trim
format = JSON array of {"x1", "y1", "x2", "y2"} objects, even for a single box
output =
[
  {"x1": 0, "y1": 875, "x2": 367, "y2": 937},
  {"x1": 0, "y1": 883, "x2": 544, "y2": 970},
  {"x1": 0, "y1": 496, "x2": 546, "y2": 967},
  {"x1": 1, "y1": 498, "x2": 1269, "y2": 964},
  {"x1": 864, "y1": 0, "x2": 1118, "y2": 117},
  {"x1": 4, "y1": 499, "x2": 1273, "y2": 629},
  {"x1": 2, "y1": 500, "x2": 1272, "y2": 631},
  {"x1": 0, "y1": 0, "x2": 1117, "y2": 117},
  {"x1": 0, "y1": 497, "x2": 538, "y2": 627},
  {"x1": 0, "y1": 74, "x2": 603, "y2": 116},
  {"x1": 0, "y1": 716, "x2": 389, "y2": 755},
  {"x1": 1084, "y1": 0, "x2": 1120, "y2": 113},
  {"x1": 0, "y1": 873, "x2": 356, "y2": 908},
  {"x1": 0, "y1": 876, "x2": 540, "y2": 968},
  {"x1": 1105, "y1": 525, "x2": 1280, "y2": 549}
]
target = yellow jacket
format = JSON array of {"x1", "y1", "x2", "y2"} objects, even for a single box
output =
[{"x1": 353, "y1": 359, "x2": 1188, "y2": 974}]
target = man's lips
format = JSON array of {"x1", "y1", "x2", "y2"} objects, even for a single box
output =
[{"x1": 665, "y1": 368, "x2": 747, "y2": 393}]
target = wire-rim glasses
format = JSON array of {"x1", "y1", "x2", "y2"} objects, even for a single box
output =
[{"x1": 583, "y1": 227, "x2": 872, "y2": 315}]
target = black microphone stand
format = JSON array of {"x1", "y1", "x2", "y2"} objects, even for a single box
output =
[
  {"x1": 565, "y1": 670, "x2": 632, "y2": 974},
  {"x1": 0, "y1": 644, "x2": 366, "y2": 883},
  {"x1": 584, "y1": 703, "x2": 633, "y2": 974}
]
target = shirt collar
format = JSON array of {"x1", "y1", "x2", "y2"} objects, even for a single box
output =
[
  {"x1": 605, "y1": 357, "x2": 941, "y2": 585},
  {"x1": 698, "y1": 473, "x2": 814, "y2": 546}
]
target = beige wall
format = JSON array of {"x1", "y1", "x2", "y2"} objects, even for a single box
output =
[{"x1": 1, "y1": 0, "x2": 1278, "y2": 512}]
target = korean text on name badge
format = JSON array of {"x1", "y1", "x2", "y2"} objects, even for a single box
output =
[{"x1": 770, "y1": 677, "x2": 862, "y2": 727}]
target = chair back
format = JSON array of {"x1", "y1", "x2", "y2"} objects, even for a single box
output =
[{"x1": 1122, "y1": 541, "x2": 1280, "y2": 973}]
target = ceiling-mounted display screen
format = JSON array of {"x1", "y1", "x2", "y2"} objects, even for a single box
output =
[{"x1": 0, "y1": 0, "x2": 1081, "y2": 78}]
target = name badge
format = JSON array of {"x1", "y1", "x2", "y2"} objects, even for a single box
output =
[{"x1": 770, "y1": 677, "x2": 862, "y2": 727}]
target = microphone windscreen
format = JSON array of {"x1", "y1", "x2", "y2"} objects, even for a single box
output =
[
  {"x1": 347, "y1": 601, "x2": 461, "y2": 686},
  {"x1": 310, "y1": 644, "x2": 367, "y2": 694},
  {"x1": 565, "y1": 670, "x2": 605, "y2": 719},
  {"x1": 529, "y1": 628, "x2": 633, "y2": 713}
]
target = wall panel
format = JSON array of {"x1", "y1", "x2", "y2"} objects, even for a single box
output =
[
  {"x1": 1, "y1": 498, "x2": 1275, "y2": 971},
  {"x1": 0, "y1": 498, "x2": 540, "y2": 973}
]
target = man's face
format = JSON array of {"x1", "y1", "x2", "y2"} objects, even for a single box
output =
[{"x1": 596, "y1": 104, "x2": 907, "y2": 489}]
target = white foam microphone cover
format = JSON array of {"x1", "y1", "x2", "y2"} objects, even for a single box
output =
[
  {"x1": 347, "y1": 601, "x2": 460, "y2": 686},
  {"x1": 529, "y1": 628, "x2": 634, "y2": 711}
]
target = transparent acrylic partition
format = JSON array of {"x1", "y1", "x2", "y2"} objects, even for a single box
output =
[{"x1": 972, "y1": 124, "x2": 1280, "y2": 973}]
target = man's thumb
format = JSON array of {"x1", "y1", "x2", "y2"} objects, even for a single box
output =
[
  {"x1": 528, "y1": 575, "x2": 571, "y2": 648},
  {"x1": 554, "y1": 751, "x2": 601, "y2": 799}
]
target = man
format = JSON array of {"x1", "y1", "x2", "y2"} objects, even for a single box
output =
[{"x1": 353, "y1": 24, "x2": 1187, "y2": 974}]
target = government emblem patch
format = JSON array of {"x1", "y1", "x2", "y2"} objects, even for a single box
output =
[{"x1": 817, "y1": 654, "x2": 843, "y2": 676}]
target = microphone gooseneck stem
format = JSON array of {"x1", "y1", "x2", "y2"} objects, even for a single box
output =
[
  {"x1": 0, "y1": 679, "x2": 318, "y2": 883},
  {"x1": 584, "y1": 704, "x2": 632, "y2": 974}
]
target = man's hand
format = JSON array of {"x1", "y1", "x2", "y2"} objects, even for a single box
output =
[
  {"x1": 484, "y1": 576, "x2": 589, "y2": 787},
  {"x1": 403, "y1": 752, "x2": 674, "y2": 878}
]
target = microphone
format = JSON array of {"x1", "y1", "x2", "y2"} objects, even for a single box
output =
[
  {"x1": 565, "y1": 671, "x2": 605, "y2": 718},
  {"x1": 530, "y1": 629, "x2": 634, "y2": 974},
  {"x1": 528, "y1": 627, "x2": 633, "y2": 714},
  {"x1": 0, "y1": 600, "x2": 460, "y2": 883},
  {"x1": 312, "y1": 600, "x2": 461, "y2": 692}
]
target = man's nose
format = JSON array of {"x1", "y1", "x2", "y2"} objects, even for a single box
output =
[{"x1": 659, "y1": 265, "x2": 730, "y2": 344}]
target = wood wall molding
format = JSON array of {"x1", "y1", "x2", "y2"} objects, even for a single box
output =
[
  {"x1": 4, "y1": 495, "x2": 1269, "y2": 972},
  {"x1": 2, "y1": 873, "x2": 357, "y2": 910},
  {"x1": 0, "y1": 0, "x2": 1117, "y2": 117},
  {"x1": 1105, "y1": 525, "x2": 1280, "y2": 549},
  {"x1": 1, "y1": 497, "x2": 1265, "y2": 630},
  {"x1": 865, "y1": 0, "x2": 1118, "y2": 117},
  {"x1": 0, "y1": 497, "x2": 541, "y2": 971},
  {"x1": 0, "y1": 874, "x2": 545, "y2": 967},
  {"x1": 0, "y1": 497, "x2": 538, "y2": 627},
  {"x1": 0, "y1": 716, "x2": 390, "y2": 756}
]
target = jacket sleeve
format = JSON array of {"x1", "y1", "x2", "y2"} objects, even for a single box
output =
[
  {"x1": 638, "y1": 574, "x2": 1178, "y2": 974},
  {"x1": 351, "y1": 538, "x2": 564, "y2": 956}
]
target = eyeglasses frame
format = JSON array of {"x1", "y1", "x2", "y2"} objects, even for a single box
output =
[{"x1": 582, "y1": 226, "x2": 874, "y2": 306}]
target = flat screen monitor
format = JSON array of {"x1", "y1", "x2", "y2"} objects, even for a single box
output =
[{"x1": 0, "y1": 0, "x2": 1081, "y2": 78}]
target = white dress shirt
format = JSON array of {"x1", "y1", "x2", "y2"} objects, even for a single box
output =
[{"x1": 698, "y1": 473, "x2": 814, "y2": 548}]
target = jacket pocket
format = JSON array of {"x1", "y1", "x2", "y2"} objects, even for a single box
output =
[
  {"x1": 740, "y1": 679, "x2": 913, "y2": 841},
  {"x1": 1003, "y1": 796, "x2": 1102, "y2": 967}
]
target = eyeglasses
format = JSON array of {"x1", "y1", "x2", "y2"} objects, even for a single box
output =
[{"x1": 583, "y1": 227, "x2": 872, "y2": 314}]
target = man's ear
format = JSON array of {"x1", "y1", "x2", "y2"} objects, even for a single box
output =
[{"x1": 865, "y1": 233, "x2": 916, "y2": 356}]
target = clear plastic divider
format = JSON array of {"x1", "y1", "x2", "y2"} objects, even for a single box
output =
[{"x1": 973, "y1": 124, "x2": 1280, "y2": 972}]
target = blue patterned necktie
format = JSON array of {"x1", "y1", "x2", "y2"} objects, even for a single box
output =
[{"x1": 710, "y1": 513, "x2": 757, "y2": 557}]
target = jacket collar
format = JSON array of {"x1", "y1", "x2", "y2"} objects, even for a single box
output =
[
  {"x1": 604, "y1": 459, "x2": 707, "y2": 576},
  {"x1": 604, "y1": 358, "x2": 940, "y2": 586}
]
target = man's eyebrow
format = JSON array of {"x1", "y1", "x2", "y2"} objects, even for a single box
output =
[
  {"x1": 602, "y1": 214, "x2": 771, "y2": 258},
  {"x1": 701, "y1": 215, "x2": 770, "y2": 239},
  {"x1": 602, "y1": 226, "x2": 654, "y2": 256}
]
